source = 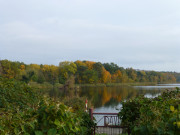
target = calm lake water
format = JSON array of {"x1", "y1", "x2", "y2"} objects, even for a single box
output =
[{"x1": 79, "y1": 84, "x2": 180, "y2": 113}]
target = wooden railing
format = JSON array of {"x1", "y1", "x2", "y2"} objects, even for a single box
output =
[{"x1": 89, "y1": 108, "x2": 130, "y2": 135}]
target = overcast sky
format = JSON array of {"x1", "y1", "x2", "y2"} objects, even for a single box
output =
[{"x1": 0, "y1": 0, "x2": 180, "y2": 72}]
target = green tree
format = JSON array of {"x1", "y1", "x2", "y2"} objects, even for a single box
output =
[
  {"x1": 75, "y1": 64, "x2": 88, "y2": 84},
  {"x1": 82, "y1": 69, "x2": 98, "y2": 84},
  {"x1": 37, "y1": 71, "x2": 45, "y2": 83},
  {"x1": 59, "y1": 61, "x2": 77, "y2": 84},
  {"x1": 0, "y1": 60, "x2": 16, "y2": 79},
  {"x1": 93, "y1": 62, "x2": 103, "y2": 82},
  {"x1": 137, "y1": 71, "x2": 147, "y2": 82},
  {"x1": 126, "y1": 68, "x2": 137, "y2": 82},
  {"x1": 121, "y1": 72, "x2": 129, "y2": 83},
  {"x1": 103, "y1": 62, "x2": 120, "y2": 74}
]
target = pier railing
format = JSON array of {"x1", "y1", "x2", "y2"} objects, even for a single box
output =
[{"x1": 89, "y1": 108, "x2": 130, "y2": 135}]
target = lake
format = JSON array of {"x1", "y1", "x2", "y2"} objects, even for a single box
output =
[{"x1": 79, "y1": 84, "x2": 180, "y2": 113}]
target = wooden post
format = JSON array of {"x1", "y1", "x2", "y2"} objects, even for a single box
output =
[
  {"x1": 104, "y1": 116, "x2": 106, "y2": 126},
  {"x1": 89, "y1": 108, "x2": 94, "y2": 135},
  {"x1": 89, "y1": 108, "x2": 93, "y2": 120}
]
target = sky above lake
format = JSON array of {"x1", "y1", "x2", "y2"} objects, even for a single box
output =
[{"x1": 0, "y1": 0, "x2": 180, "y2": 72}]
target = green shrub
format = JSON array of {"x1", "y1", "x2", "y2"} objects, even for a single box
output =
[
  {"x1": 0, "y1": 78, "x2": 94, "y2": 135},
  {"x1": 0, "y1": 77, "x2": 39, "y2": 110},
  {"x1": 63, "y1": 96, "x2": 96, "y2": 134},
  {"x1": 119, "y1": 88, "x2": 180, "y2": 135},
  {"x1": 33, "y1": 99, "x2": 84, "y2": 135}
]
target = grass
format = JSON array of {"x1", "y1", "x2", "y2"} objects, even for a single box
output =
[
  {"x1": 28, "y1": 81, "x2": 176, "y2": 91},
  {"x1": 76, "y1": 82, "x2": 157, "y2": 87}
]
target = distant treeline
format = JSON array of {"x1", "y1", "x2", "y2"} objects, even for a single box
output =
[{"x1": 0, "y1": 59, "x2": 179, "y2": 84}]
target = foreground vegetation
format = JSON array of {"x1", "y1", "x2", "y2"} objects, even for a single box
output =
[
  {"x1": 119, "y1": 88, "x2": 180, "y2": 135},
  {"x1": 0, "y1": 77, "x2": 95, "y2": 135}
]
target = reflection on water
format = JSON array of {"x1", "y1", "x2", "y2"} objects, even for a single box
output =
[
  {"x1": 48, "y1": 83, "x2": 180, "y2": 113},
  {"x1": 134, "y1": 85, "x2": 180, "y2": 89},
  {"x1": 158, "y1": 83, "x2": 180, "y2": 86},
  {"x1": 79, "y1": 84, "x2": 180, "y2": 112},
  {"x1": 144, "y1": 93, "x2": 161, "y2": 98}
]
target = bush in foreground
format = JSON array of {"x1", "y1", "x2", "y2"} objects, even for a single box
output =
[
  {"x1": 119, "y1": 88, "x2": 180, "y2": 135},
  {"x1": 0, "y1": 78, "x2": 94, "y2": 135}
]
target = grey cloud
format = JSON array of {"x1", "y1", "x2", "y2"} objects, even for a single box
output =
[{"x1": 0, "y1": 0, "x2": 180, "y2": 72}]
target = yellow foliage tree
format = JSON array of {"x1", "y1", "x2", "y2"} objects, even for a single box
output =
[
  {"x1": 29, "y1": 64, "x2": 40, "y2": 70},
  {"x1": 101, "y1": 67, "x2": 111, "y2": 83},
  {"x1": 20, "y1": 65, "x2": 25, "y2": 71},
  {"x1": 111, "y1": 70, "x2": 122, "y2": 83},
  {"x1": 75, "y1": 60, "x2": 86, "y2": 67},
  {"x1": 85, "y1": 61, "x2": 96, "y2": 70}
]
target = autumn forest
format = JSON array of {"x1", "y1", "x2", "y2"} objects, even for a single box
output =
[{"x1": 0, "y1": 59, "x2": 179, "y2": 84}]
